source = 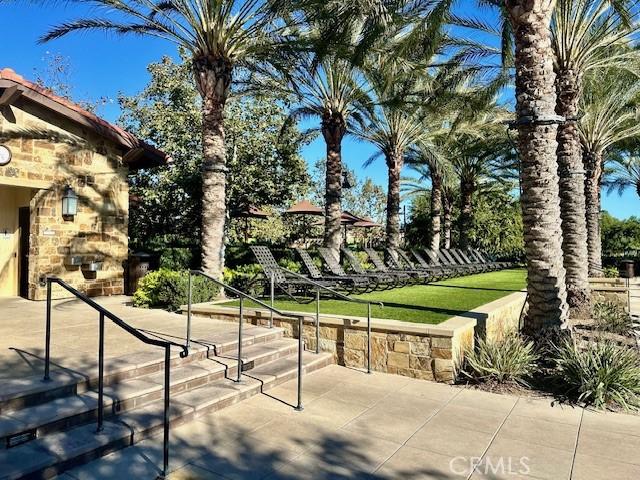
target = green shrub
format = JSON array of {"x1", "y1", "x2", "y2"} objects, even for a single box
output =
[
  {"x1": 464, "y1": 332, "x2": 538, "y2": 385},
  {"x1": 223, "y1": 264, "x2": 263, "y2": 293},
  {"x1": 593, "y1": 301, "x2": 634, "y2": 336},
  {"x1": 158, "y1": 248, "x2": 195, "y2": 270},
  {"x1": 553, "y1": 339, "x2": 640, "y2": 410},
  {"x1": 133, "y1": 268, "x2": 218, "y2": 312},
  {"x1": 603, "y1": 266, "x2": 619, "y2": 278},
  {"x1": 277, "y1": 258, "x2": 301, "y2": 273}
]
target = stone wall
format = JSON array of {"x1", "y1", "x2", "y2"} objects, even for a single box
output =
[
  {"x1": 0, "y1": 100, "x2": 129, "y2": 299},
  {"x1": 183, "y1": 304, "x2": 477, "y2": 384}
]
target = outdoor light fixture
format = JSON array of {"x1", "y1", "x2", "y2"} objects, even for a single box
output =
[
  {"x1": 62, "y1": 186, "x2": 78, "y2": 217},
  {"x1": 0, "y1": 145, "x2": 12, "y2": 166},
  {"x1": 341, "y1": 172, "x2": 354, "y2": 189}
]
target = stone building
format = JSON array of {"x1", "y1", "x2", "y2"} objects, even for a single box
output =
[{"x1": 0, "y1": 68, "x2": 167, "y2": 300}]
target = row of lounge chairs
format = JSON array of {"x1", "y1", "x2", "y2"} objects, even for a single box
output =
[{"x1": 249, "y1": 245, "x2": 513, "y2": 299}]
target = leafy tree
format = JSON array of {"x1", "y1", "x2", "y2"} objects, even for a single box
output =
[
  {"x1": 605, "y1": 155, "x2": 640, "y2": 200},
  {"x1": 120, "y1": 56, "x2": 308, "y2": 254},
  {"x1": 601, "y1": 211, "x2": 640, "y2": 257}
]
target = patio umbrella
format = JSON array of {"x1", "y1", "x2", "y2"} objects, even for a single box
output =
[
  {"x1": 232, "y1": 205, "x2": 270, "y2": 242},
  {"x1": 284, "y1": 199, "x2": 324, "y2": 244},
  {"x1": 350, "y1": 217, "x2": 382, "y2": 248}
]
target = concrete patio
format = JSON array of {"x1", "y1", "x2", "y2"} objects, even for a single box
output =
[
  {"x1": 52, "y1": 364, "x2": 640, "y2": 480},
  {"x1": 1, "y1": 296, "x2": 639, "y2": 480}
]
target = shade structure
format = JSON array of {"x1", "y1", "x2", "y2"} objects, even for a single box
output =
[
  {"x1": 232, "y1": 205, "x2": 270, "y2": 219},
  {"x1": 352, "y1": 216, "x2": 382, "y2": 228},
  {"x1": 341, "y1": 211, "x2": 362, "y2": 225},
  {"x1": 285, "y1": 199, "x2": 324, "y2": 215}
]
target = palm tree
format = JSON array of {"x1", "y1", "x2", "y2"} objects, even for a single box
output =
[
  {"x1": 551, "y1": 0, "x2": 640, "y2": 313},
  {"x1": 579, "y1": 71, "x2": 640, "y2": 273},
  {"x1": 278, "y1": 54, "x2": 372, "y2": 258},
  {"x1": 605, "y1": 156, "x2": 640, "y2": 199},
  {"x1": 503, "y1": 0, "x2": 570, "y2": 329},
  {"x1": 39, "y1": 0, "x2": 286, "y2": 279}
]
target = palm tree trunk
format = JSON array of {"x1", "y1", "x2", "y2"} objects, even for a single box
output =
[
  {"x1": 322, "y1": 112, "x2": 346, "y2": 259},
  {"x1": 584, "y1": 150, "x2": 603, "y2": 275},
  {"x1": 506, "y1": 0, "x2": 569, "y2": 330},
  {"x1": 386, "y1": 150, "x2": 403, "y2": 251},
  {"x1": 194, "y1": 57, "x2": 232, "y2": 280},
  {"x1": 430, "y1": 174, "x2": 442, "y2": 252},
  {"x1": 443, "y1": 194, "x2": 452, "y2": 249},
  {"x1": 555, "y1": 70, "x2": 591, "y2": 316},
  {"x1": 458, "y1": 179, "x2": 474, "y2": 249}
]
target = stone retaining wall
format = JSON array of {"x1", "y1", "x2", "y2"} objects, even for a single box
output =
[{"x1": 182, "y1": 292, "x2": 526, "y2": 385}]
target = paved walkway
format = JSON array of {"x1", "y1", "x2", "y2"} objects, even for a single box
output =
[
  {"x1": 53, "y1": 364, "x2": 640, "y2": 480},
  {"x1": 0, "y1": 296, "x2": 242, "y2": 382}
]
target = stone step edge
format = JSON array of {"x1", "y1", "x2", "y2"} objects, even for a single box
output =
[
  {"x1": 0, "y1": 338, "x2": 300, "y2": 446},
  {"x1": 0, "y1": 326, "x2": 285, "y2": 414},
  {"x1": 2, "y1": 352, "x2": 334, "y2": 480}
]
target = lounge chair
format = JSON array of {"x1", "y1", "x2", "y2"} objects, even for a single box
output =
[
  {"x1": 396, "y1": 248, "x2": 448, "y2": 281},
  {"x1": 421, "y1": 249, "x2": 467, "y2": 276},
  {"x1": 471, "y1": 249, "x2": 513, "y2": 269},
  {"x1": 341, "y1": 247, "x2": 405, "y2": 288},
  {"x1": 452, "y1": 248, "x2": 494, "y2": 272},
  {"x1": 446, "y1": 249, "x2": 486, "y2": 273},
  {"x1": 363, "y1": 248, "x2": 422, "y2": 284},
  {"x1": 317, "y1": 247, "x2": 389, "y2": 291},
  {"x1": 250, "y1": 245, "x2": 334, "y2": 301},
  {"x1": 295, "y1": 248, "x2": 371, "y2": 294},
  {"x1": 433, "y1": 249, "x2": 475, "y2": 274},
  {"x1": 385, "y1": 248, "x2": 440, "y2": 282}
]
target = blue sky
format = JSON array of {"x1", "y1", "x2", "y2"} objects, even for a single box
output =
[{"x1": 1, "y1": 2, "x2": 639, "y2": 219}]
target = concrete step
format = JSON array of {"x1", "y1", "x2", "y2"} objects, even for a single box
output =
[
  {"x1": 0, "y1": 325, "x2": 284, "y2": 415},
  {"x1": 0, "y1": 338, "x2": 298, "y2": 449},
  {"x1": 0, "y1": 351, "x2": 333, "y2": 480}
]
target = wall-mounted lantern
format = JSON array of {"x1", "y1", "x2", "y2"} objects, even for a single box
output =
[{"x1": 62, "y1": 186, "x2": 78, "y2": 218}]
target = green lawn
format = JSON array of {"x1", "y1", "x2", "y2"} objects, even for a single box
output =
[{"x1": 223, "y1": 268, "x2": 526, "y2": 325}]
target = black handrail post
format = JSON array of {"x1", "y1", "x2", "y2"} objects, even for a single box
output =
[
  {"x1": 367, "y1": 303, "x2": 372, "y2": 374},
  {"x1": 44, "y1": 278, "x2": 52, "y2": 382},
  {"x1": 269, "y1": 271, "x2": 274, "y2": 329},
  {"x1": 97, "y1": 312, "x2": 105, "y2": 432},
  {"x1": 161, "y1": 345, "x2": 170, "y2": 480},
  {"x1": 315, "y1": 289, "x2": 320, "y2": 354},
  {"x1": 236, "y1": 296, "x2": 244, "y2": 383},
  {"x1": 186, "y1": 272, "x2": 193, "y2": 348},
  {"x1": 295, "y1": 315, "x2": 304, "y2": 411}
]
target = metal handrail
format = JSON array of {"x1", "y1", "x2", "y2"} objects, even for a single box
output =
[
  {"x1": 280, "y1": 267, "x2": 383, "y2": 374},
  {"x1": 187, "y1": 270, "x2": 305, "y2": 411},
  {"x1": 44, "y1": 277, "x2": 185, "y2": 480}
]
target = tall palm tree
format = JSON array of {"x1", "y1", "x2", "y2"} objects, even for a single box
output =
[
  {"x1": 355, "y1": 62, "x2": 433, "y2": 252},
  {"x1": 579, "y1": 71, "x2": 640, "y2": 273},
  {"x1": 39, "y1": 0, "x2": 286, "y2": 279},
  {"x1": 605, "y1": 156, "x2": 640, "y2": 199},
  {"x1": 551, "y1": 0, "x2": 640, "y2": 313},
  {"x1": 278, "y1": 54, "x2": 372, "y2": 258},
  {"x1": 503, "y1": 0, "x2": 570, "y2": 329}
]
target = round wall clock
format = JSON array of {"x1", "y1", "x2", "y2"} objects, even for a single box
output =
[{"x1": 0, "y1": 145, "x2": 11, "y2": 166}]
